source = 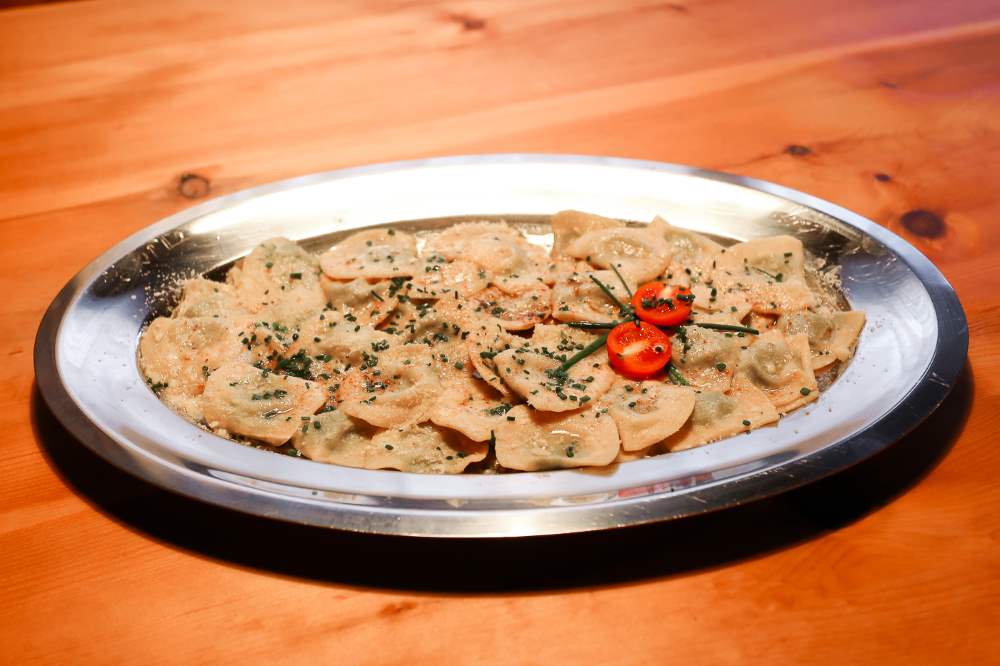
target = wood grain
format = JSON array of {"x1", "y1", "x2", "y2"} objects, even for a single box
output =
[{"x1": 2, "y1": 0, "x2": 999, "y2": 663}]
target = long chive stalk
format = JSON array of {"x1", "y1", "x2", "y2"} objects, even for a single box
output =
[
  {"x1": 557, "y1": 331, "x2": 610, "y2": 373},
  {"x1": 609, "y1": 263, "x2": 633, "y2": 299},
  {"x1": 566, "y1": 321, "x2": 621, "y2": 330},
  {"x1": 589, "y1": 275, "x2": 629, "y2": 315},
  {"x1": 751, "y1": 266, "x2": 783, "y2": 283},
  {"x1": 692, "y1": 322, "x2": 759, "y2": 335},
  {"x1": 666, "y1": 363, "x2": 690, "y2": 386}
]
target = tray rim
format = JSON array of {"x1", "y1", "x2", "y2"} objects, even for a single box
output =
[{"x1": 33, "y1": 153, "x2": 968, "y2": 537}]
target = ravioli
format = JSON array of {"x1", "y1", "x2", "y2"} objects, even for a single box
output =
[
  {"x1": 292, "y1": 408, "x2": 383, "y2": 468},
  {"x1": 321, "y1": 277, "x2": 399, "y2": 326},
  {"x1": 467, "y1": 319, "x2": 519, "y2": 398},
  {"x1": 688, "y1": 283, "x2": 752, "y2": 321},
  {"x1": 602, "y1": 380, "x2": 697, "y2": 451},
  {"x1": 388, "y1": 298, "x2": 472, "y2": 379},
  {"x1": 320, "y1": 228, "x2": 421, "y2": 279},
  {"x1": 778, "y1": 308, "x2": 865, "y2": 370},
  {"x1": 336, "y1": 344, "x2": 438, "y2": 428},
  {"x1": 138, "y1": 316, "x2": 250, "y2": 421},
  {"x1": 143, "y1": 215, "x2": 862, "y2": 474},
  {"x1": 671, "y1": 324, "x2": 741, "y2": 393},
  {"x1": 424, "y1": 222, "x2": 552, "y2": 292},
  {"x1": 663, "y1": 375, "x2": 779, "y2": 452},
  {"x1": 369, "y1": 423, "x2": 488, "y2": 473},
  {"x1": 292, "y1": 312, "x2": 394, "y2": 369},
  {"x1": 226, "y1": 237, "x2": 327, "y2": 327},
  {"x1": 711, "y1": 236, "x2": 815, "y2": 315},
  {"x1": 468, "y1": 285, "x2": 551, "y2": 331},
  {"x1": 551, "y1": 269, "x2": 627, "y2": 323},
  {"x1": 492, "y1": 325, "x2": 615, "y2": 412},
  {"x1": 647, "y1": 216, "x2": 722, "y2": 289},
  {"x1": 408, "y1": 257, "x2": 489, "y2": 299},
  {"x1": 551, "y1": 210, "x2": 624, "y2": 255},
  {"x1": 427, "y1": 372, "x2": 512, "y2": 441},
  {"x1": 565, "y1": 226, "x2": 672, "y2": 283},
  {"x1": 172, "y1": 278, "x2": 242, "y2": 319},
  {"x1": 202, "y1": 361, "x2": 326, "y2": 445},
  {"x1": 738, "y1": 330, "x2": 818, "y2": 412},
  {"x1": 295, "y1": 413, "x2": 488, "y2": 473},
  {"x1": 493, "y1": 405, "x2": 620, "y2": 471}
]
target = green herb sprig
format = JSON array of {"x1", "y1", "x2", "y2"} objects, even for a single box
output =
[
  {"x1": 609, "y1": 263, "x2": 633, "y2": 299},
  {"x1": 666, "y1": 363, "x2": 689, "y2": 385},
  {"x1": 556, "y1": 331, "x2": 610, "y2": 374},
  {"x1": 692, "y1": 322, "x2": 759, "y2": 335},
  {"x1": 589, "y1": 275, "x2": 632, "y2": 318},
  {"x1": 566, "y1": 320, "x2": 621, "y2": 330}
]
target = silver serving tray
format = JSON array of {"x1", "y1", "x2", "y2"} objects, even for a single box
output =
[{"x1": 34, "y1": 155, "x2": 967, "y2": 537}]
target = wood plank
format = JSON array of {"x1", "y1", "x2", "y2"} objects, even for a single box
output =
[
  {"x1": 2, "y1": 0, "x2": 999, "y2": 663},
  {"x1": 2, "y1": 0, "x2": 999, "y2": 219}
]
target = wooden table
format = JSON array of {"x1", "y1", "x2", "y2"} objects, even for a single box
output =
[{"x1": 3, "y1": 0, "x2": 998, "y2": 662}]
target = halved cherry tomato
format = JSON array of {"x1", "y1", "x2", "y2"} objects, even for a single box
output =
[
  {"x1": 631, "y1": 282, "x2": 693, "y2": 327},
  {"x1": 607, "y1": 321, "x2": 672, "y2": 379}
]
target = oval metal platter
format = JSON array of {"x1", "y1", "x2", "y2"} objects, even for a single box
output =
[{"x1": 34, "y1": 155, "x2": 968, "y2": 537}]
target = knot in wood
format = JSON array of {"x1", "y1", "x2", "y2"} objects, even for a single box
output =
[
  {"x1": 451, "y1": 13, "x2": 486, "y2": 31},
  {"x1": 178, "y1": 173, "x2": 210, "y2": 199},
  {"x1": 900, "y1": 209, "x2": 945, "y2": 238}
]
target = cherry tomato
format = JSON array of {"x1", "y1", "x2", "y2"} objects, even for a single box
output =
[
  {"x1": 631, "y1": 282, "x2": 693, "y2": 327},
  {"x1": 606, "y1": 321, "x2": 672, "y2": 379}
]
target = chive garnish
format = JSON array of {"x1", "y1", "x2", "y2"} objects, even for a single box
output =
[
  {"x1": 750, "y1": 266, "x2": 783, "y2": 282},
  {"x1": 566, "y1": 320, "x2": 621, "y2": 330},
  {"x1": 693, "y1": 322, "x2": 759, "y2": 335},
  {"x1": 556, "y1": 331, "x2": 610, "y2": 373},
  {"x1": 609, "y1": 263, "x2": 633, "y2": 299},
  {"x1": 666, "y1": 363, "x2": 689, "y2": 386},
  {"x1": 589, "y1": 275, "x2": 629, "y2": 315}
]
